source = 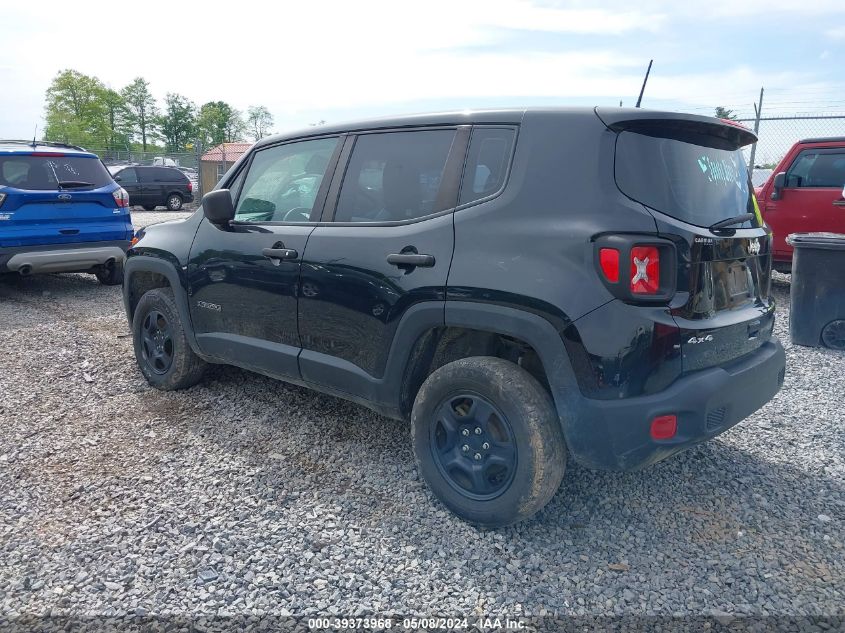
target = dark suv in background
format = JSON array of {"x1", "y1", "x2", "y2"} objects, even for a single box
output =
[
  {"x1": 113, "y1": 165, "x2": 193, "y2": 210},
  {"x1": 123, "y1": 107, "x2": 786, "y2": 527}
]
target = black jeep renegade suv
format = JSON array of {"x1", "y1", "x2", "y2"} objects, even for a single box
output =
[{"x1": 123, "y1": 107, "x2": 786, "y2": 527}]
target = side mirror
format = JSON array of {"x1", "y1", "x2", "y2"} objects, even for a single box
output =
[
  {"x1": 202, "y1": 189, "x2": 235, "y2": 225},
  {"x1": 771, "y1": 172, "x2": 786, "y2": 200}
]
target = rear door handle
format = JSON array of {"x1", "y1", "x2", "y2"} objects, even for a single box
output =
[
  {"x1": 386, "y1": 253, "x2": 435, "y2": 267},
  {"x1": 833, "y1": 200, "x2": 845, "y2": 207},
  {"x1": 262, "y1": 247, "x2": 298, "y2": 261}
]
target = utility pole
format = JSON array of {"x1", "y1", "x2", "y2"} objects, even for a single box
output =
[
  {"x1": 748, "y1": 87, "x2": 765, "y2": 175},
  {"x1": 635, "y1": 60, "x2": 653, "y2": 108}
]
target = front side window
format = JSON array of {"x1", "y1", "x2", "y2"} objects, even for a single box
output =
[
  {"x1": 459, "y1": 127, "x2": 515, "y2": 206},
  {"x1": 786, "y1": 151, "x2": 845, "y2": 188},
  {"x1": 334, "y1": 129, "x2": 456, "y2": 223},
  {"x1": 235, "y1": 137, "x2": 338, "y2": 223}
]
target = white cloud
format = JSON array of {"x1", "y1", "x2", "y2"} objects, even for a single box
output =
[{"x1": 826, "y1": 26, "x2": 845, "y2": 38}]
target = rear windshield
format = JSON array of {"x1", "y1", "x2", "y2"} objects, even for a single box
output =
[
  {"x1": 615, "y1": 131, "x2": 757, "y2": 228},
  {"x1": 0, "y1": 155, "x2": 112, "y2": 190}
]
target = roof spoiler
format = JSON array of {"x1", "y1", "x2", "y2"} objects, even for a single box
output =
[{"x1": 594, "y1": 107, "x2": 757, "y2": 149}]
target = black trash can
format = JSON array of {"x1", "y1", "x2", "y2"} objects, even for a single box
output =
[{"x1": 786, "y1": 232, "x2": 845, "y2": 350}]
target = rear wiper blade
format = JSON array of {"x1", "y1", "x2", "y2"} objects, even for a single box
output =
[
  {"x1": 57, "y1": 180, "x2": 93, "y2": 189},
  {"x1": 709, "y1": 213, "x2": 755, "y2": 231}
]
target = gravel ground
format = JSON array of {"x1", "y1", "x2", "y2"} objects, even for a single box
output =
[{"x1": 1, "y1": 214, "x2": 843, "y2": 620}]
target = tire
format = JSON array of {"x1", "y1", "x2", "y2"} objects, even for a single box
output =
[
  {"x1": 95, "y1": 260, "x2": 123, "y2": 286},
  {"x1": 132, "y1": 288, "x2": 207, "y2": 390},
  {"x1": 166, "y1": 194, "x2": 183, "y2": 211},
  {"x1": 821, "y1": 319, "x2": 845, "y2": 351},
  {"x1": 143, "y1": 205, "x2": 156, "y2": 211},
  {"x1": 411, "y1": 356, "x2": 566, "y2": 527}
]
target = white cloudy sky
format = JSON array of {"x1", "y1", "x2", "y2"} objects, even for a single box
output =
[{"x1": 1, "y1": 0, "x2": 844, "y2": 137}]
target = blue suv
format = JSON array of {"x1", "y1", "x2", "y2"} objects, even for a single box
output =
[{"x1": 0, "y1": 141, "x2": 133, "y2": 285}]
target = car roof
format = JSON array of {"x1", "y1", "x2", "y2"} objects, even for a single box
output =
[
  {"x1": 254, "y1": 107, "x2": 530, "y2": 148},
  {"x1": 253, "y1": 106, "x2": 756, "y2": 149},
  {"x1": 0, "y1": 140, "x2": 98, "y2": 157},
  {"x1": 798, "y1": 136, "x2": 845, "y2": 144}
]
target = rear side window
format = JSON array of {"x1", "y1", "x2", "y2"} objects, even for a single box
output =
[
  {"x1": 459, "y1": 127, "x2": 515, "y2": 205},
  {"x1": 146, "y1": 167, "x2": 184, "y2": 182},
  {"x1": 334, "y1": 129, "x2": 456, "y2": 223},
  {"x1": 786, "y1": 151, "x2": 845, "y2": 188},
  {"x1": 615, "y1": 131, "x2": 758, "y2": 229},
  {"x1": 0, "y1": 155, "x2": 112, "y2": 190}
]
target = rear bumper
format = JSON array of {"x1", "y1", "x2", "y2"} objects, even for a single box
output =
[
  {"x1": 565, "y1": 340, "x2": 786, "y2": 471},
  {"x1": 0, "y1": 240, "x2": 130, "y2": 274}
]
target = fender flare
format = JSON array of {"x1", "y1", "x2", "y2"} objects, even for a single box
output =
[
  {"x1": 123, "y1": 255, "x2": 202, "y2": 355},
  {"x1": 443, "y1": 301, "x2": 581, "y2": 423}
]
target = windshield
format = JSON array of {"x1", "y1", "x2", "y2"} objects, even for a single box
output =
[
  {"x1": 0, "y1": 155, "x2": 112, "y2": 190},
  {"x1": 615, "y1": 130, "x2": 758, "y2": 229}
]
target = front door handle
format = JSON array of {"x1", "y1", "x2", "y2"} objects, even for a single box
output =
[
  {"x1": 833, "y1": 200, "x2": 845, "y2": 207},
  {"x1": 262, "y1": 247, "x2": 298, "y2": 261},
  {"x1": 386, "y1": 253, "x2": 435, "y2": 267}
]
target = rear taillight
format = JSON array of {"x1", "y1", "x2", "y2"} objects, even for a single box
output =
[
  {"x1": 598, "y1": 248, "x2": 620, "y2": 283},
  {"x1": 594, "y1": 236, "x2": 676, "y2": 303},
  {"x1": 630, "y1": 246, "x2": 660, "y2": 295},
  {"x1": 186, "y1": 180, "x2": 193, "y2": 192},
  {"x1": 112, "y1": 187, "x2": 129, "y2": 208}
]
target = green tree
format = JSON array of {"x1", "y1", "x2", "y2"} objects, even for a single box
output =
[
  {"x1": 121, "y1": 77, "x2": 158, "y2": 151},
  {"x1": 196, "y1": 101, "x2": 247, "y2": 147},
  {"x1": 158, "y1": 93, "x2": 196, "y2": 152},
  {"x1": 246, "y1": 105, "x2": 273, "y2": 141},
  {"x1": 225, "y1": 108, "x2": 247, "y2": 142},
  {"x1": 43, "y1": 69, "x2": 109, "y2": 146},
  {"x1": 100, "y1": 88, "x2": 131, "y2": 151},
  {"x1": 715, "y1": 106, "x2": 738, "y2": 120}
]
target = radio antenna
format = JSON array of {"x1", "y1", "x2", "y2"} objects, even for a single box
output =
[
  {"x1": 32, "y1": 125, "x2": 38, "y2": 147},
  {"x1": 635, "y1": 59, "x2": 653, "y2": 108}
]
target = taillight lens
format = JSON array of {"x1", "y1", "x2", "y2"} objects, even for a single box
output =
[
  {"x1": 630, "y1": 246, "x2": 660, "y2": 294},
  {"x1": 112, "y1": 187, "x2": 129, "y2": 208},
  {"x1": 186, "y1": 180, "x2": 193, "y2": 192},
  {"x1": 598, "y1": 248, "x2": 620, "y2": 283}
]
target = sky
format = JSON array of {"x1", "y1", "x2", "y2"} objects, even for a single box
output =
[{"x1": 1, "y1": 0, "x2": 844, "y2": 140}]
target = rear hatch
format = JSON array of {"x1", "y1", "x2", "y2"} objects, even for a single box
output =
[
  {"x1": 0, "y1": 152, "x2": 132, "y2": 247},
  {"x1": 599, "y1": 109, "x2": 775, "y2": 373}
]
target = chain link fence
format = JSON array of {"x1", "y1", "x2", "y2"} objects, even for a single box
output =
[{"x1": 736, "y1": 115, "x2": 845, "y2": 186}]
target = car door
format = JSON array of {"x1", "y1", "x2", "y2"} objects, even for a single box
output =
[
  {"x1": 766, "y1": 148, "x2": 845, "y2": 259},
  {"x1": 115, "y1": 167, "x2": 143, "y2": 205},
  {"x1": 297, "y1": 127, "x2": 468, "y2": 398},
  {"x1": 187, "y1": 135, "x2": 343, "y2": 379}
]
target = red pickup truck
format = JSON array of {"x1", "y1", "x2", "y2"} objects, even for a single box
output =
[{"x1": 755, "y1": 136, "x2": 845, "y2": 272}]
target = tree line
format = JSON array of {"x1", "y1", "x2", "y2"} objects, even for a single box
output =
[{"x1": 43, "y1": 69, "x2": 274, "y2": 154}]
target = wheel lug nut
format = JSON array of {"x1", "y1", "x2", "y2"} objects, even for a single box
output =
[
  {"x1": 474, "y1": 453, "x2": 482, "y2": 461},
  {"x1": 462, "y1": 444, "x2": 470, "y2": 453},
  {"x1": 474, "y1": 427, "x2": 482, "y2": 435},
  {"x1": 482, "y1": 442, "x2": 490, "y2": 450},
  {"x1": 461, "y1": 429, "x2": 470, "y2": 437}
]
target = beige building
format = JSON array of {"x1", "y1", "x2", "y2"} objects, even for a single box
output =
[{"x1": 199, "y1": 142, "x2": 252, "y2": 196}]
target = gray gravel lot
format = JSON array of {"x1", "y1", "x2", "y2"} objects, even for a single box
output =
[{"x1": 1, "y1": 210, "x2": 843, "y2": 619}]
